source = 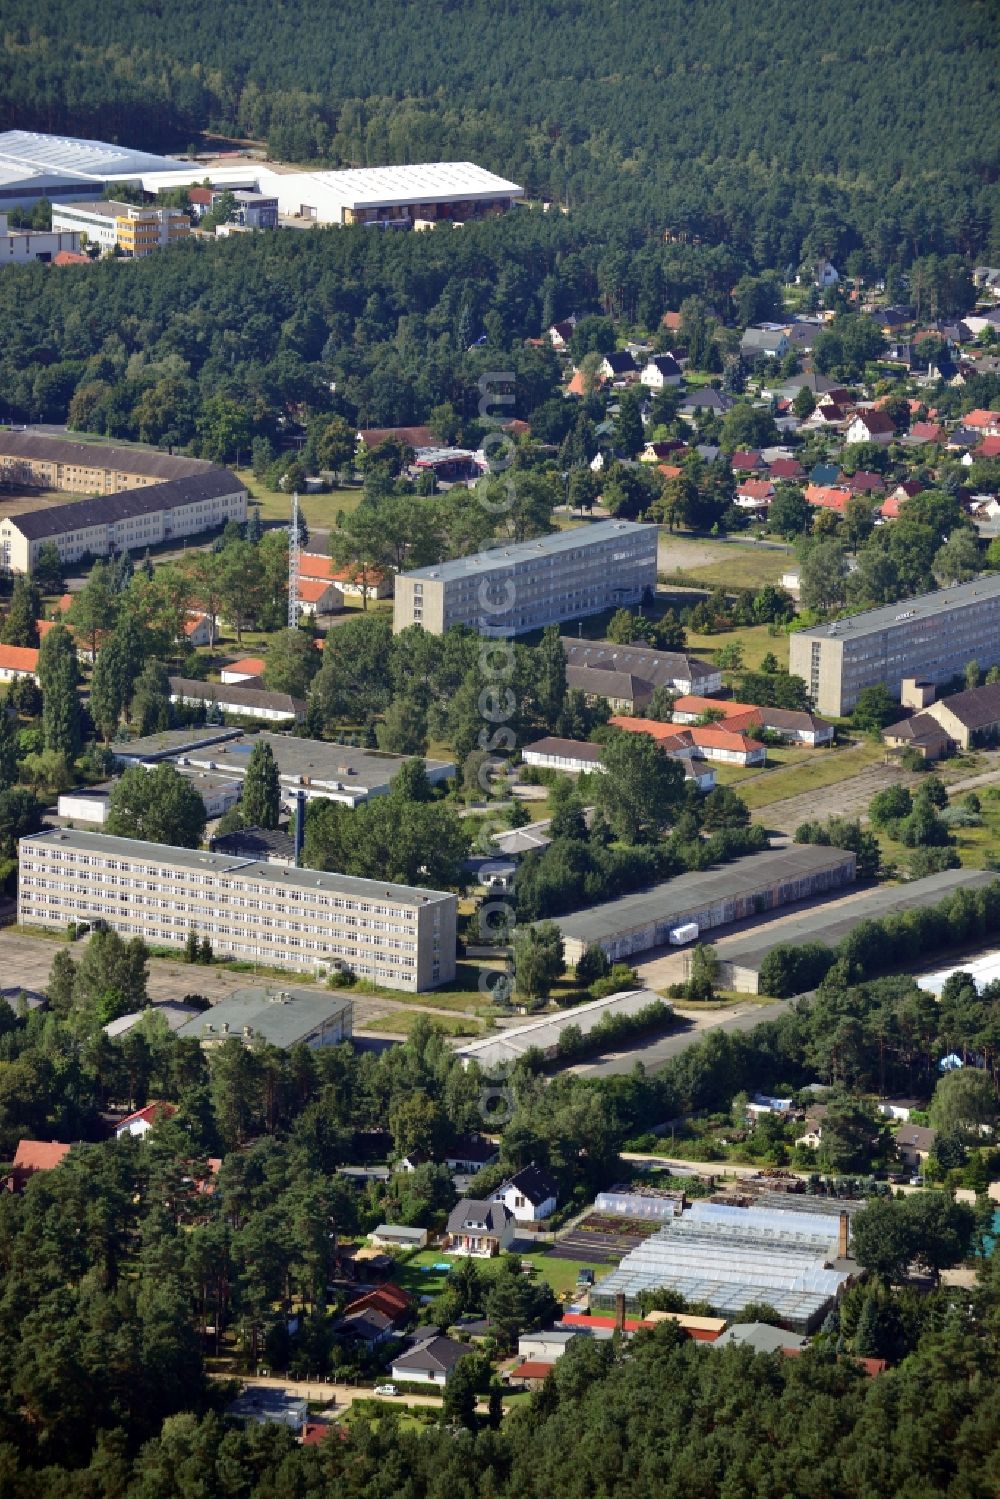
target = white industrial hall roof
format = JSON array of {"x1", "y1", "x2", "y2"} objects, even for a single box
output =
[
  {"x1": 280, "y1": 161, "x2": 523, "y2": 211},
  {"x1": 0, "y1": 130, "x2": 186, "y2": 184}
]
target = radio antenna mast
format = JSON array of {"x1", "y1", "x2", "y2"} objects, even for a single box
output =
[{"x1": 288, "y1": 490, "x2": 300, "y2": 627}]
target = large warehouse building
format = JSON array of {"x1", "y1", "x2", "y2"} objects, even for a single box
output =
[
  {"x1": 553, "y1": 845, "x2": 857, "y2": 965},
  {"x1": 394, "y1": 521, "x2": 658, "y2": 636},
  {"x1": 18, "y1": 829, "x2": 457, "y2": 991},
  {"x1": 712, "y1": 867, "x2": 1000, "y2": 993},
  {"x1": 0, "y1": 130, "x2": 190, "y2": 209},
  {"x1": 789, "y1": 574, "x2": 1000, "y2": 717},
  {"x1": 0, "y1": 433, "x2": 245, "y2": 572},
  {"x1": 261, "y1": 162, "x2": 522, "y2": 226}
]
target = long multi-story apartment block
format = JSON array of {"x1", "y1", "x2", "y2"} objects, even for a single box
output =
[
  {"x1": 789, "y1": 574, "x2": 1000, "y2": 717},
  {"x1": 18, "y1": 829, "x2": 457, "y2": 992},
  {"x1": 393, "y1": 520, "x2": 658, "y2": 636},
  {"x1": 0, "y1": 433, "x2": 246, "y2": 572}
]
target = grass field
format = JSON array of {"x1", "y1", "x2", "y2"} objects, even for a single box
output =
[
  {"x1": 660, "y1": 536, "x2": 792, "y2": 592},
  {"x1": 360, "y1": 1012, "x2": 485, "y2": 1038},
  {"x1": 234, "y1": 468, "x2": 365, "y2": 529},
  {"x1": 682, "y1": 620, "x2": 789, "y2": 674},
  {"x1": 391, "y1": 1247, "x2": 605, "y2": 1303},
  {"x1": 736, "y1": 738, "x2": 887, "y2": 809}
]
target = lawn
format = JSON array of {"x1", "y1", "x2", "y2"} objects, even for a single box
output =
[
  {"x1": 359, "y1": 1011, "x2": 486, "y2": 1038},
  {"x1": 660, "y1": 536, "x2": 793, "y2": 592},
  {"x1": 682, "y1": 620, "x2": 789, "y2": 674},
  {"x1": 737, "y1": 737, "x2": 887, "y2": 809},
  {"x1": 234, "y1": 468, "x2": 365, "y2": 529},
  {"x1": 390, "y1": 1247, "x2": 606, "y2": 1304}
]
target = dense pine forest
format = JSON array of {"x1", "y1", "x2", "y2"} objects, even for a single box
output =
[{"x1": 1, "y1": 0, "x2": 998, "y2": 267}]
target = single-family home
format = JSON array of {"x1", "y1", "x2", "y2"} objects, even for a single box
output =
[
  {"x1": 390, "y1": 1334, "x2": 472, "y2": 1387},
  {"x1": 740, "y1": 327, "x2": 789, "y2": 360},
  {"x1": 295, "y1": 577, "x2": 341, "y2": 616},
  {"x1": 600, "y1": 350, "x2": 638, "y2": 382},
  {"x1": 640, "y1": 354, "x2": 682, "y2": 389},
  {"x1": 6, "y1": 1139, "x2": 72, "y2": 1192},
  {"x1": 735, "y1": 478, "x2": 774, "y2": 512},
  {"x1": 680, "y1": 389, "x2": 734, "y2": 418},
  {"x1": 794, "y1": 1105, "x2": 829, "y2": 1150},
  {"x1": 490, "y1": 1162, "x2": 559, "y2": 1223},
  {"x1": 767, "y1": 457, "x2": 804, "y2": 482},
  {"x1": 963, "y1": 409, "x2": 1000, "y2": 436},
  {"x1": 182, "y1": 611, "x2": 216, "y2": 647},
  {"x1": 333, "y1": 1308, "x2": 395, "y2": 1349},
  {"x1": 804, "y1": 483, "x2": 852, "y2": 514},
  {"x1": 907, "y1": 421, "x2": 945, "y2": 445},
  {"x1": 0, "y1": 643, "x2": 40, "y2": 683},
  {"x1": 548, "y1": 318, "x2": 576, "y2": 351},
  {"x1": 517, "y1": 1329, "x2": 578, "y2": 1363},
  {"x1": 115, "y1": 1101, "x2": 178, "y2": 1139},
  {"x1": 641, "y1": 439, "x2": 687, "y2": 463},
  {"x1": 220, "y1": 657, "x2": 267, "y2": 684},
  {"x1": 896, "y1": 1124, "x2": 937, "y2": 1168},
  {"x1": 847, "y1": 471, "x2": 885, "y2": 495},
  {"x1": 877, "y1": 1098, "x2": 922, "y2": 1123},
  {"x1": 844, "y1": 411, "x2": 896, "y2": 446},
  {"x1": 445, "y1": 1198, "x2": 516, "y2": 1256},
  {"x1": 444, "y1": 1136, "x2": 501, "y2": 1173},
  {"x1": 730, "y1": 449, "x2": 764, "y2": 472}
]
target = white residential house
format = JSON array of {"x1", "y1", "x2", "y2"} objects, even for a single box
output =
[
  {"x1": 390, "y1": 1335, "x2": 472, "y2": 1387},
  {"x1": 548, "y1": 317, "x2": 577, "y2": 350},
  {"x1": 814, "y1": 259, "x2": 840, "y2": 289},
  {"x1": 640, "y1": 354, "x2": 682, "y2": 389},
  {"x1": 445, "y1": 1199, "x2": 516, "y2": 1256},
  {"x1": 877, "y1": 1099, "x2": 922, "y2": 1123},
  {"x1": 599, "y1": 350, "x2": 638, "y2": 382},
  {"x1": 844, "y1": 411, "x2": 896, "y2": 446},
  {"x1": 114, "y1": 1102, "x2": 177, "y2": 1139},
  {"x1": 489, "y1": 1163, "x2": 558, "y2": 1224}
]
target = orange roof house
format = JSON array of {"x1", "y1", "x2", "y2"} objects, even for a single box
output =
[
  {"x1": 964, "y1": 409, "x2": 1000, "y2": 432},
  {"x1": 804, "y1": 483, "x2": 851, "y2": 513},
  {"x1": 299, "y1": 552, "x2": 335, "y2": 581},
  {"x1": 0, "y1": 644, "x2": 40, "y2": 680},
  {"x1": 8, "y1": 1139, "x2": 72, "y2": 1191}
]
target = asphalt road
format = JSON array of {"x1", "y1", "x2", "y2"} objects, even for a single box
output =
[{"x1": 566, "y1": 998, "x2": 789, "y2": 1077}]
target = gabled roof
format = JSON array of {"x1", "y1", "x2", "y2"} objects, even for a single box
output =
[
  {"x1": 13, "y1": 1139, "x2": 71, "y2": 1172},
  {"x1": 897, "y1": 1124, "x2": 937, "y2": 1150},
  {"x1": 851, "y1": 410, "x2": 895, "y2": 435},
  {"x1": 736, "y1": 479, "x2": 774, "y2": 501},
  {"x1": 297, "y1": 577, "x2": 335, "y2": 603},
  {"x1": 847, "y1": 471, "x2": 885, "y2": 493},
  {"x1": 644, "y1": 353, "x2": 681, "y2": 376},
  {"x1": 931, "y1": 683, "x2": 1000, "y2": 730},
  {"x1": 804, "y1": 484, "x2": 851, "y2": 512},
  {"x1": 0, "y1": 644, "x2": 39, "y2": 673},
  {"x1": 299, "y1": 552, "x2": 334, "y2": 580},
  {"x1": 445, "y1": 1134, "x2": 500, "y2": 1164},
  {"x1": 963, "y1": 409, "x2": 1000, "y2": 430},
  {"x1": 767, "y1": 458, "x2": 804, "y2": 480},
  {"x1": 168, "y1": 676, "x2": 305, "y2": 716},
  {"x1": 602, "y1": 350, "x2": 637, "y2": 374},
  {"x1": 493, "y1": 1162, "x2": 558, "y2": 1206},
  {"x1": 446, "y1": 1198, "x2": 513, "y2": 1237},
  {"x1": 730, "y1": 450, "x2": 763, "y2": 470},
  {"x1": 523, "y1": 736, "x2": 605, "y2": 763},
  {"x1": 116, "y1": 1101, "x2": 177, "y2": 1131},
  {"x1": 7, "y1": 469, "x2": 242, "y2": 542},
  {"x1": 224, "y1": 657, "x2": 266, "y2": 676},
  {"x1": 976, "y1": 435, "x2": 1000, "y2": 458},
  {"x1": 882, "y1": 713, "x2": 950, "y2": 747}
]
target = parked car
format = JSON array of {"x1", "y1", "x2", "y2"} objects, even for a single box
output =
[
  {"x1": 374, "y1": 1384, "x2": 400, "y2": 1397},
  {"x1": 576, "y1": 1268, "x2": 595, "y2": 1286}
]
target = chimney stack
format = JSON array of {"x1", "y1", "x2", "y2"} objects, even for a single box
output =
[
  {"x1": 294, "y1": 789, "x2": 306, "y2": 867},
  {"x1": 614, "y1": 1291, "x2": 626, "y2": 1335},
  {"x1": 838, "y1": 1212, "x2": 850, "y2": 1258}
]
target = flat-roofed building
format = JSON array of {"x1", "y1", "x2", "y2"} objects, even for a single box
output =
[
  {"x1": 0, "y1": 210, "x2": 83, "y2": 265},
  {"x1": 393, "y1": 521, "x2": 657, "y2": 636},
  {"x1": 180, "y1": 732, "x2": 455, "y2": 809},
  {"x1": 176, "y1": 984, "x2": 353, "y2": 1049},
  {"x1": 18, "y1": 828, "x2": 457, "y2": 991},
  {"x1": 51, "y1": 199, "x2": 189, "y2": 255},
  {"x1": 272, "y1": 161, "x2": 522, "y2": 226},
  {"x1": 552, "y1": 845, "x2": 857, "y2": 965},
  {"x1": 789, "y1": 575, "x2": 1000, "y2": 717}
]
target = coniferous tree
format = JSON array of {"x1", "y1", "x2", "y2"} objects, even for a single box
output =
[
  {"x1": 1, "y1": 575, "x2": 40, "y2": 647},
  {"x1": 241, "y1": 740, "x2": 281, "y2": 829},
  {"x1": 37, "y1": 624, "x2": 82, "y2": 758}
]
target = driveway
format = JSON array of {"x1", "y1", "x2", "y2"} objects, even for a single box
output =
[
  {"x1": 210, "y1": 1373, "x2": 488, "y2": 1413},
  {"x1": 0, "y1": 929, "x2": 471, "y2": 1028}
]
